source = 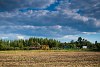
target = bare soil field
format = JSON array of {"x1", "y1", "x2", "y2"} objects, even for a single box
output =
[{"x1": 0, "y1": 50, "x2": 100, "y2": 67}]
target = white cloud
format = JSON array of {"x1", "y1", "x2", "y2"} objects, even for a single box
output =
[
  {"x1": 0, "y1": 25, "x2": 62, "y2": 30},
  {"x1": 73, "y1": 15, "x2": 89, "y2": 22},
  {"x1": 0, "y1": 0, "x2": 100, "y2": 39},
  {"x1": 0, "y1": 0, "x2": 56, "y2": 11},
  {"x1": 26, "y1": 0, "x2": 56, "y2": 8},
  {"x1": 62, "y1": 35, "x2": 78, "y2": 40},
  {"x1": 49, "y1": 25, "x2": 62, "y2": 29},
  {"x1": 82, "y1": 32, "x2": 97, "y2": 35},
  {"x1": 0, "y1": 34, "x2": 29, "y2": 40},
  {"x1": 55, "y1": 35, "x2": 79, "y2": 42},
  {"x1": 61, "y1": 9, "x2": 90, "y2": 22},
  {"x1": 1, "y1": 37, "x2": 8, "y2": 39},
  {"x1": 57, "y1": 35, "x2": 78, "y2": 40},
  {"x1": 0, "y1": 25, "x2": 80, "y2": 38},
  {"x1": 95, "y1": 20, "x2": 100, "y2": 27},
  {"x1": 0, "y1": 4, "x2": 99, "y2": 28},
  {"x1": 17, "y1": 36, "x2": 25, "y2": 39}
]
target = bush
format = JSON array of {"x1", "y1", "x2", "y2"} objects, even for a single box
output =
[{"x1": 23, "y1": 47, "x2": 30, "y2": 50}]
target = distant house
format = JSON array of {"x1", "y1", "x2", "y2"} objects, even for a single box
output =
[
  {"x1": 29, "y1": 42, "x2": 41, "y2": 50},
  {"x1": 29, "y1": 47, "x2": 40, "y2": 50},
  {"x1": 82, "y1": 46, "x2": 87, "y2": 49},
  {"x1": 41, "y1": 45, "x2": 49, "y2": 50},
  {"x1": 29, "y1": 45, "x2": 49, "y2": 50}
]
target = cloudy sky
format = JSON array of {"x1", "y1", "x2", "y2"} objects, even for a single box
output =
[{"x1": 0, "y1": 0, "x2": 100, "y2": 43}]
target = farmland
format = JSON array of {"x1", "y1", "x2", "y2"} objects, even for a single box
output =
[{"x1": 0, "y1": 50, "x2": 100, "y2": 67}]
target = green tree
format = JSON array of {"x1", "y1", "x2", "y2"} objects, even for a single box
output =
[{"x1": 77, "y1": 37, "x2": 83, "y2": 48}]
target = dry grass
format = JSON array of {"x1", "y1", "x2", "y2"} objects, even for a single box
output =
[{"x1": 0, "y1": 50, "x2": 100, "y2": 67}]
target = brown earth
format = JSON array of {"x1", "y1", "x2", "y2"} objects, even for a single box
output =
[{"x1": 0, "y1": 50, "x2": 100, "y2": 67}]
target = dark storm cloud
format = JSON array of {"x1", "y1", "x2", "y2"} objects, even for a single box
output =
[
  {"x1": 0, "y1": 0, "x2": 56, "y2": 11},
  {"x1": 0, "y1": 10, "x2": 99, "y2": 32},
  {"x1": 0, "y1": 0, "x2": 100, "y2": 39},
  {"x1": 69, "y1": 0, "x2": 100, "y2": 19}
]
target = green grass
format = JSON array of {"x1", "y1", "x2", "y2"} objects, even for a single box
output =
[{"x1": 0, "y1": 49, "x2": 89, "y2": 54}]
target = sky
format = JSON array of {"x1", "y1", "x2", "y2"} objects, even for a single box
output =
[{"x1": 0, "y1": 0, "x2": 100, "y2": 43}]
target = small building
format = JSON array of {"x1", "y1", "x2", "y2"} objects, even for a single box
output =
[
  {"x1": 29, "y1": 46, "x2": 40, "y2": 50},
  {"x1": 29, "y1": 43, "x2": 41, "y2": 50},
  {"x1": 41, "y1": 45, "x2": 49, "y2": 50},
  {"x1": 82, "y1": 46, "x2": 87, "y2": 49}
]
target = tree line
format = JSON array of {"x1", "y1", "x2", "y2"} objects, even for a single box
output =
[{"x1": 0, "y1": 37, "x2": 100, "y2": 51}]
